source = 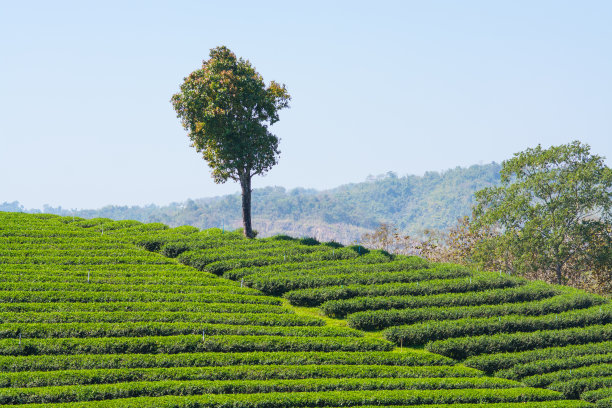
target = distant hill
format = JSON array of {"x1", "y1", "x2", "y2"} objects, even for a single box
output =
[{"x1": 2, "y1": 162, "x2": 501, "y2": 243}]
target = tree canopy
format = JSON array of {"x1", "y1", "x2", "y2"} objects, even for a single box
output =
[
  {"x1": 171, "y1": 46, "x2": 290, "y2": 237},
  {"x1": 472, "y1": 141, "x2": 612, "y2": 286}
]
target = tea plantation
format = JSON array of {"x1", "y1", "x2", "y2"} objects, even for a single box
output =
[
  {"x1": 162, "y1": 221, "x2": 612, "y2": 406},
  {"x1": 0, "y1": 212, "x2": 598, "y2": 407}
]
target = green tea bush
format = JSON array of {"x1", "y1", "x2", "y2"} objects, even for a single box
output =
[
  {"x1": 548, "y1": 376, "x2": 612, "y2": 399},
  {"x1": 347, "y1": 291, "x2": 598, "y2": 330},
  {"x1": 384, "y1": 304, "x2": 612, "y2": 345},
  {"x1": 0, "y1": 290, "x2": 278, "y2": 305},
  {"x1": 497, "y1": 353, "x2": 612, "y2": 380},
  {"x1": 0, "y1": 350, "x2": 454, "y2": 372},
  {"x1": 0, "y1": 387, "x2": 564, "y2": 407},
  {"x1": 0, "y1": 301, "x2": 287, "y2": 314},
  {"x1": 0, "y1": 364, "x2": 477, "y2": 388},
  {"x1": 524, "y1": 363, "x2": 612, "y2": 388},
  {"x1": 429, "y1": 325, "x2": 612, "y2": 360},
  {"x1": 0, "y1": 311, "x2": 318, "y2": 326},
  {"x1": 0, "y1": 376, "x2": 527, "y2": 405},
  {"x1": 465, "y1": 341, "x2": 612, "y2": 374},
  {"x1": 0, "y1": 321, "x2": 359, "y2": 339},
  {"x1": 284, "y1": 269, "x2": 525, "y2": 306},
  {"x1": 0, "y1": 334, "x2": 393, "y2": 356},
  {"x1": 250, "y1": 268, "x2": 474, "y2": 296}
]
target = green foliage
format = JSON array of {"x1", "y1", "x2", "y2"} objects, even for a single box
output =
[
  {"x1": 176, "y1": 243, "x2": 335, "y2": 270},
  {"x1": 596, "y1": 397, "x2": 612, "y2": 407},
  {"x1": 0, "y1": 289, "x2": 277, "y2": 305},
  {"x1": 549, "y1": 376, "x2": 612, "y2": 399},
  {"x1": 284, "y1": 269, "x2": 495, "y2": 308},
  {"x1": 0, "y1": 377, "x2": 529, "y2": 405},
  {"x1": 0, "y1": 364, "x2": 477, "y2": 388},
  {"x1": 194, "y1": 249, "x2": 360, "y2": 275},
  {"x1": 583, "y1": 388, "x2": 612, "y2": 403},
  {"x1": 0, "y1": 350, "x2": 455, "y2": 373},
  {"x1": 385, "y1": 305, "x2": 612, "y2": 346},
  {"x1": 0, "y1": 281, "x2": 259, "y2": 296},
  {"x1": 348, "y1": 289, "x2": 600, "y2": 331},
  {"x1": 269, "y1": 234, "x2": 295, "y2": 241},
  {"x1": 159, "y1": 242, "x2": 189, "y2": 258},
  {"x1": 0, "y1": 212, "x2": 595, "y2": 407},
  {"x1": 428, "y1": 324, "x2": 612, "y2": 361},
  {"x1": 0, "y1": 310, "x2": 320, "y2": 325},
  {"x1": 473, "y1": 141, "x2": 612, "y2": 285},
  {"x1": 221, "y1": 258, "x2": 387, "y2": 280},
  {"x1": 464, "y1": 341, "x2": 612, "y2": 374},
  {"x1": 0, "y1": 321, "x2": 359, "y2": 339},
  {"x1": 326, "y1": 275, "x2": 530, "y2": 319},
  {"x1": 8, "y1": 389, "x2": 569, "y2": 407},
  {"x1": 171, "y1": 46, "x2": 290, "y2": 238},
  {"x1": 496, "y1": 353, "x2": 612, "y2": 381},
  {"x1": 524, "y1": 363, "x2": 612, "y2": 388},
  {"x1": 323, "y1": 240, "x2": 344, "y2": 248},
  {"x1": 348, "y1": 244, "x2": 370, "y2": 254},
  {"x1": 298, "y1": 237, "x2": 320, "y2": 246},
  {"x1": 1, "y1": 334, "x2": 392, "y2": 356},
  {"x1": 251, "y1": 265, "x2": 466, "y2": 297},
  {"x1": 0, "y1": 301, "x2": 289, "y2": 314},
  {"x1": 171, "y1": 46, "x2": 289, "y2": 185}
]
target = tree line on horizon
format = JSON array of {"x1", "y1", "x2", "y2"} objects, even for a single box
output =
[{"x1": 1, "y1": 163, "x2": 501, "y2": 243}]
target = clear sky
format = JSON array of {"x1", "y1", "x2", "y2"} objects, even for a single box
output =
[{"x1": 1, "y1": 0, "x2": 611, "y2": 209}]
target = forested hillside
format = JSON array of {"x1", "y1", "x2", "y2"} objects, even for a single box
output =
[{"x1": 2, "y1": 163, "x2": 500, "y2": 243}]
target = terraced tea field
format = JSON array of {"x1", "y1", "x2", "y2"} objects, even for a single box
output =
[
  {"x1": 0, "y1": 212, "x2": 598, "y2": 407},
  {"x1": 156, "y1": 224, "x2": 612, "y2": 406}
]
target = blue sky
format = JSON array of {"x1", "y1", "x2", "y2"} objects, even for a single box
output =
[{"x1": 1, "y1": 1, "x2": 611, "y2": 209}]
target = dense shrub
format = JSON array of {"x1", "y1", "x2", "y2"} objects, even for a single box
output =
[
  {"x1": 0, "y1": 388, "x2": 566, "y2": 407},
  {"x1": 384, "y1": 304, "x2": 612, "y2": 345},
  {"x1": 496, "y1": 353, "x2": 612, "y2": 381},
  {"x1": 0, "y1": 335, "x2": 393, "y2": 356},
  {"x1": 340, "y1": 282, "x2": 580, "y2": 327},
  {"x1": 429, "y1": 324, "x2": 612, "y2": 361},
  {"x1": 284, "y1": 268, "x2": 524, "y2": 307},
  {"x1": 0, "y1": 364, "x2": 478, "y2": 388},
  {"x1": 524, "y1": 363, "x2": 612, "y2": 388},
  {"x1": 347, "y1": 291, "x2": 598, "y2": 330},
  {"x1": 160, "y1": 242, "x2": 190, "y2": 258},
  {"x1": 0, "y1": 377, "x2": 528, "y2": 405},
  {"x1": 464, "y1": 341, "x2": 612, "y2": 374},
  {"x1": 298, "y1": 237, "x2": 320, "y2": 246},
  {"x1": 0, "y1": 351, "x2": 455, "y2": 372}
]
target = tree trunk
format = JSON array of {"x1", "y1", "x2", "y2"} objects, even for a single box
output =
[
  {"x1": 240, "y1": 175, "x2": 254, "y2": 238},
  {"x1": 556, "y1": 264, "x2": 563, "y2": 285}
]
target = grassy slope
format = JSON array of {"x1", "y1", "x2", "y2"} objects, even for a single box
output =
[
  {"x1": 147, "y1": 221, "x2": 612, "y2": 405},
  {"x1": 0, "y1": 212, "x2": 585, "y2": 407},
  {"x1": 117, "y1": 216, "x2": 607, "y2": 405}
]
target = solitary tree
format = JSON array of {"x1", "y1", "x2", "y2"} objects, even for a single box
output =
[
  {"x1": 473, "y1": 141, "x2": 612, "y2": 285},
  {"x1": 171, "y1": 46, "x2": 290, "y2": 238}
]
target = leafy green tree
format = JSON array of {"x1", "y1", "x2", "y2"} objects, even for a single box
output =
[
  {"x1": 473, "y1": 141, "x2": 612, "y2": 285},
  {"x1": 171, "y1": 46, "x2": 290, "y2": 238}
]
